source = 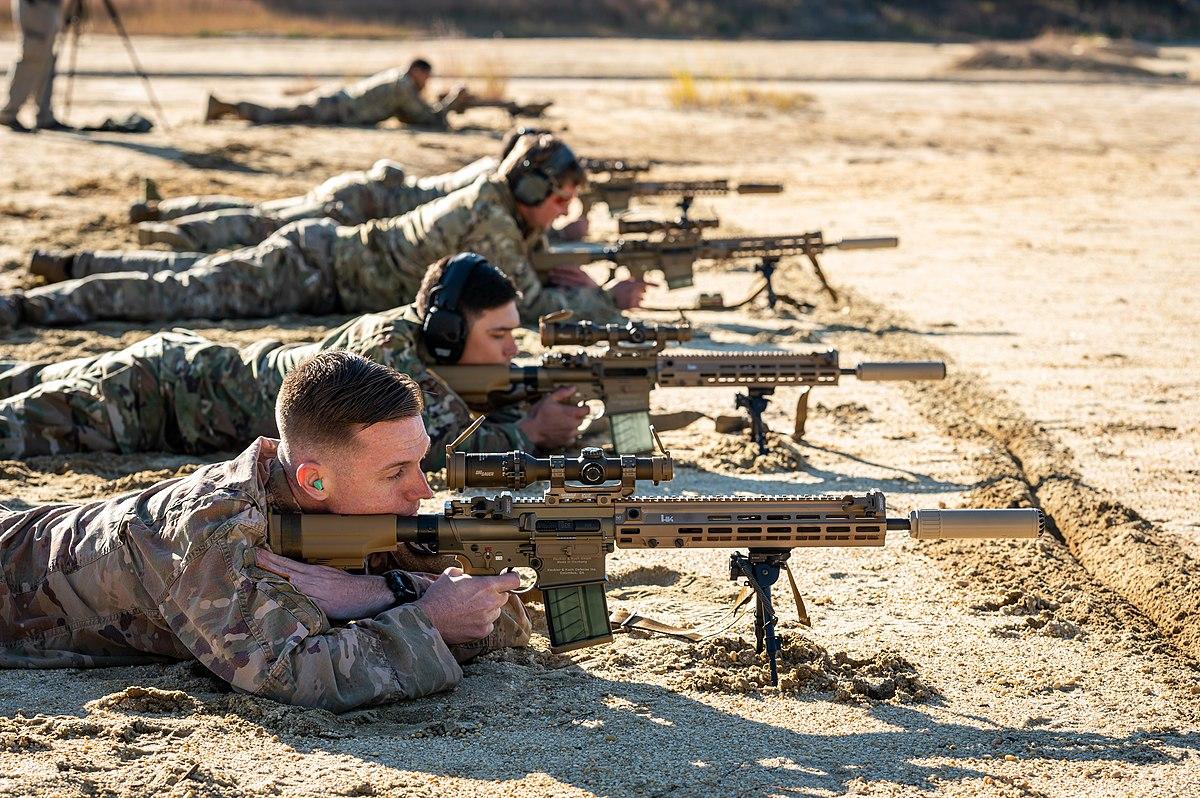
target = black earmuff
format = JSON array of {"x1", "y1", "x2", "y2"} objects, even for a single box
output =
[
  {"x1": 423, "y1": 253, "x2": 485, "y2": 364},
  {"x1": 510, "y1": 141, "x2": 580, "y2": 206}
]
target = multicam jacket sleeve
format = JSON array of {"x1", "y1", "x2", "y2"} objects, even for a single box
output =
[{"x1": 160, "y1": 498, "x2": 463, "y2": 711}]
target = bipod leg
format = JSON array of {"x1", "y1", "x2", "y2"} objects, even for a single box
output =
[
  {"x1": 735, "y1": 387, "x2": 773, "y2": 455},
  {"x1": 731, "y1": 550, "x2": 788, "y2": 687},
  {"x1": 757, "y1": 257, "x2": 780, "y2": 310},
  {"x1": 803, "y1": 246, "x2": 840, "y2": 304}
]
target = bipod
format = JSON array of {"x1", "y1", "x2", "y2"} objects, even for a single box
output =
[
  {"x1": 675, "y1": 194, "x2": 694, "y2": 221},
  {"x1": 730, "y1": 549, "x2": 791, "y2": 686},
  {"x1": 735, "y1": 387, "x2": 773, "y2": 454},
  {"x1": 757, "y1": 256, "x2": 781, "y2": 309}
]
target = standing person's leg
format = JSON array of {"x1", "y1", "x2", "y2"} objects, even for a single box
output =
[
  {"x1": 0, "y1": 0, "x2": 62, "y2": 128},
  {"x1": 32, "y1": 0, "x2": 63, "y2": 128},
  {"x1": 15, "y1": 219, "x2": 342, "y2": 326}
]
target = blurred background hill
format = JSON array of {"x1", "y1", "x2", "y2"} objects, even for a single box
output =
[{"x1": 2, "y1": 0, "x2": 1198, "y2": 40}]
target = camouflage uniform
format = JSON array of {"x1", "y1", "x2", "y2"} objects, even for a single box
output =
[
  {"x1": 0, "y1": 305, "x2": 528, "y2": 470},
  {"x1": 230, "y1": 70, "x2": 454, "y2": 128},
  {"x1": 141, "y1": 157, "x2": 498, "y2": 253},
  {"x1": 14, "y1": 176, "x2": 622, "y2": 326},
  {"x1": 0, "y1": 437, "x2": 531, "y2": 711}
]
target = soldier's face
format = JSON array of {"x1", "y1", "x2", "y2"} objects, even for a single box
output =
[
  {"x1": 322, "y1": 416, "x2": 434, "y2": 516},
  {"x1": 458, "y1": 301, "x2": 520, "y2": 365},
  {"x1": 410, "y1": 68, "x2": 431, "y2": 92},
  {"x1": 520, "y1": 181, "x2": 578, "y2": 229}
]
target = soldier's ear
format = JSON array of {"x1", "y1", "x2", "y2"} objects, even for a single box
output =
[{"x1": 295, "y1": 462, "x2": 328, "y2": 501}]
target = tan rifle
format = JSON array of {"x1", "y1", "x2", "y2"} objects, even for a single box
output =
[
  {"x1": 268, "y1": 431, "x2": 1044, "y2": 684},
  {"x1": 532, "y1": 228, "x2": 898, "y2": 303},
  {"x1": 460, "y1": 97, "x2": 554, "y2": 117},
  {"x1": 431, "y1": 315, "x2": 945, "y2": 454},
  {"x1": 575, "y1": 157, "x2": 782, "y2": 216}
]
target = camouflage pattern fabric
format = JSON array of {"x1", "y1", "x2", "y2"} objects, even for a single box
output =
[
  {"x1": 18, "y1": 218, "x2": 341, "y2": 325},
  {"x1": 232, "y1": 71, "x2": 451, "y2": 128},
  {"x1": 71, "y1": 249, "x2": 205, "y2": 279},
  {"x1": 14, "y1": 178, "x2": 619, "y2": 326},
  {"x1": 331, "y1": 175, "x2": 623, "y2": 324},
  {"x1": 0, "y1": 439, "x2": 477, "y2": 712},
  {"x1": 0, "y1": 306, "x2": 529, "y2": 468},
  {"x1": 154, "y1": 194, "x2": 254, "y2": 220},
  {"x1": 146, "y1": 158, "x2": 497, "y2": 253}
]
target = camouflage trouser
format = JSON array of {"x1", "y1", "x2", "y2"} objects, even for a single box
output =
[
  {"x1": 234, "y1": 93, "x2": 346, "y2": 125},
  {"x1": 142, "y1": 200, "x2": 351, "y2": 253},
  {"x1": 0, "y1": 331, "x2": 279, "y2": 458},
  {"x1": 153, "y1": 195, "x2": 255, "y2": 221},
  {"x1": 21, "y1": 219, "x2": 342, "y2": 326},
  {"x1": 72, "y1": 249, "x2": 205, "y2": 279}
]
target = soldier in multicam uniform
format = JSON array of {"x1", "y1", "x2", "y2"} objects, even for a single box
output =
[
  {"x1": 123, "y1": 155, "x2": 499, "y2": 254},
  {"x1": 0, "y1": 254, "x2": 587, "y2": 468},
  {"x1": 202, "y1": 58, "x2": 470, "y2": 129},
  {"x1": 0, "y1": 134, "x2": 645, "y2": 329},
  {"x1": 0, "y1": 350, "x2": 531, "y2": 711}
]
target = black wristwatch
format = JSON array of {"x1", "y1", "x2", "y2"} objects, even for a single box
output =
[{"x1": 382, "y1": 570, "x2": 422, "y2": 607}]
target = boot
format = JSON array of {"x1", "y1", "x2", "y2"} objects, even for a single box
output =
[
  {"x1": 129, "y1": 200, "x2": 161, "y2": 223},
  {"x1": 142, "y1": 176, "x2": 161, "y2": 202},
  {"x1": 29, "y1": 250, "x2": 74, "y2": 284},
  {"x1": 0, "y1": 291, "x2": 24, "y2": 331},
  {"x1": 138, "y1": 222, "x2": 195, "y2": 250},
  {"x1": 203, "y1": 93, "x2": 236, "y2": 122}
]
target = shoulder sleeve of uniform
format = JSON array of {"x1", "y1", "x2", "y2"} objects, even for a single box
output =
[
  {"x1": 158, "y1": 504, "x2": 462, "y2": 712},
  {"x1": 394, "y1": 80, "x2": 446, "y2": 127}
]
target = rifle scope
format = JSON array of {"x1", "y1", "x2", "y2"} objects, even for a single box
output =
[
  {"x1": 580, "y1": 157, "x2": 651, "y2": 173},
  {"x1": 449, "y1": 448, "x2": 673, "y2": 490},
  {"x1": 541, "y1": 319, "x2": 693, "y2": 348},
  {"x1": 618, "y1": 217, "x2": 721, "y2": 235}
]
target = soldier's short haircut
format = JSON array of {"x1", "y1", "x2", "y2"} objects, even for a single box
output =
[
  {"x1": 415, "y1": 254, "x2": 519, "y2": 322},
  {"x1": 276, "y1": 351, "x2": 424, "y2": 451},
  {"x1": 409, "y1": 58, "x2": 433, "y2": 73}
]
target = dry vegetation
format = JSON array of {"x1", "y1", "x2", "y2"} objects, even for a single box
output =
[{"x1": 667, "y1": 71, "x2": 817, "y2": 114}]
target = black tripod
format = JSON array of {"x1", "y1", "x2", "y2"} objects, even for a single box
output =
[{"x1": 60, "y1": 0, "x2": 169, "y2": 130}]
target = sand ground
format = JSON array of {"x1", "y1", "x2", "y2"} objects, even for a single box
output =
[{"x1": 0, "y1": 36, "x2": 1198, "y2": 797}]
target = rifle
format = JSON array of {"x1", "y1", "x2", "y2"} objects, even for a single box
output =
[
  {"x1": 580, "y1": 177, "x2": 783, "y2": 216},
  {"x1": 532, "y1": 229, "x2": 898, "y2": 303},
  {"x1": 268, "y1": 432, "x2": 1044, "y2": 684},
  {"x1": 432, "y1": 316, "x2": 945, "y2": 454},
  {"x1": 461, "y1": 98, "x2": 554, "y2": 117}
]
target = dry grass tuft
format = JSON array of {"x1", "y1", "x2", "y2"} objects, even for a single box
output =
[{"x1": 667, "y1": 70, "x2": 816, "y2": 114}]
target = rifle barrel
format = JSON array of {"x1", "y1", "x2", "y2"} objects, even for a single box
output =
[{"x1": 833, "y1": 236, "x2": 899, "y2": 250}]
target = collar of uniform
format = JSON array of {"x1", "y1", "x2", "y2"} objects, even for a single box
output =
[
  {"x1": 262, "y1": 451, "x2": 303, "y2": 514},
  {"x1": 397, "y1": 303, "x2": 436, "y2": 365}
]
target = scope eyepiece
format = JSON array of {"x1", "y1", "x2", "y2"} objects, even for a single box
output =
[
  {"x1": 448, "y1": 448, "x2": 673, "y2": 491},
  {"x1": 541, "y1": 319, "x2": 693, "y2": 348}
]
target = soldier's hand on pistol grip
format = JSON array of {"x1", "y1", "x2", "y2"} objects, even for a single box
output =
[
  {"x1": 415, "y1": 567, "x2": 522, "y2": 645},
  {"x1": 519, "y1": 386, "x2": 590, "y2": 449},
  {"x1": 254, "y1": 548, "x2": 396, "y2": 622},
  {"x1": 610, "y1": 278, "x2": 657, "y2": 310}
]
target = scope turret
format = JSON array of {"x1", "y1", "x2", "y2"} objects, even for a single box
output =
[
  {"x1": 540, "y1": 317, "x2": 693, "y2": 348},
  {"x1": 448, "y1": 448, "x2": 673, "y2": 491}
]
